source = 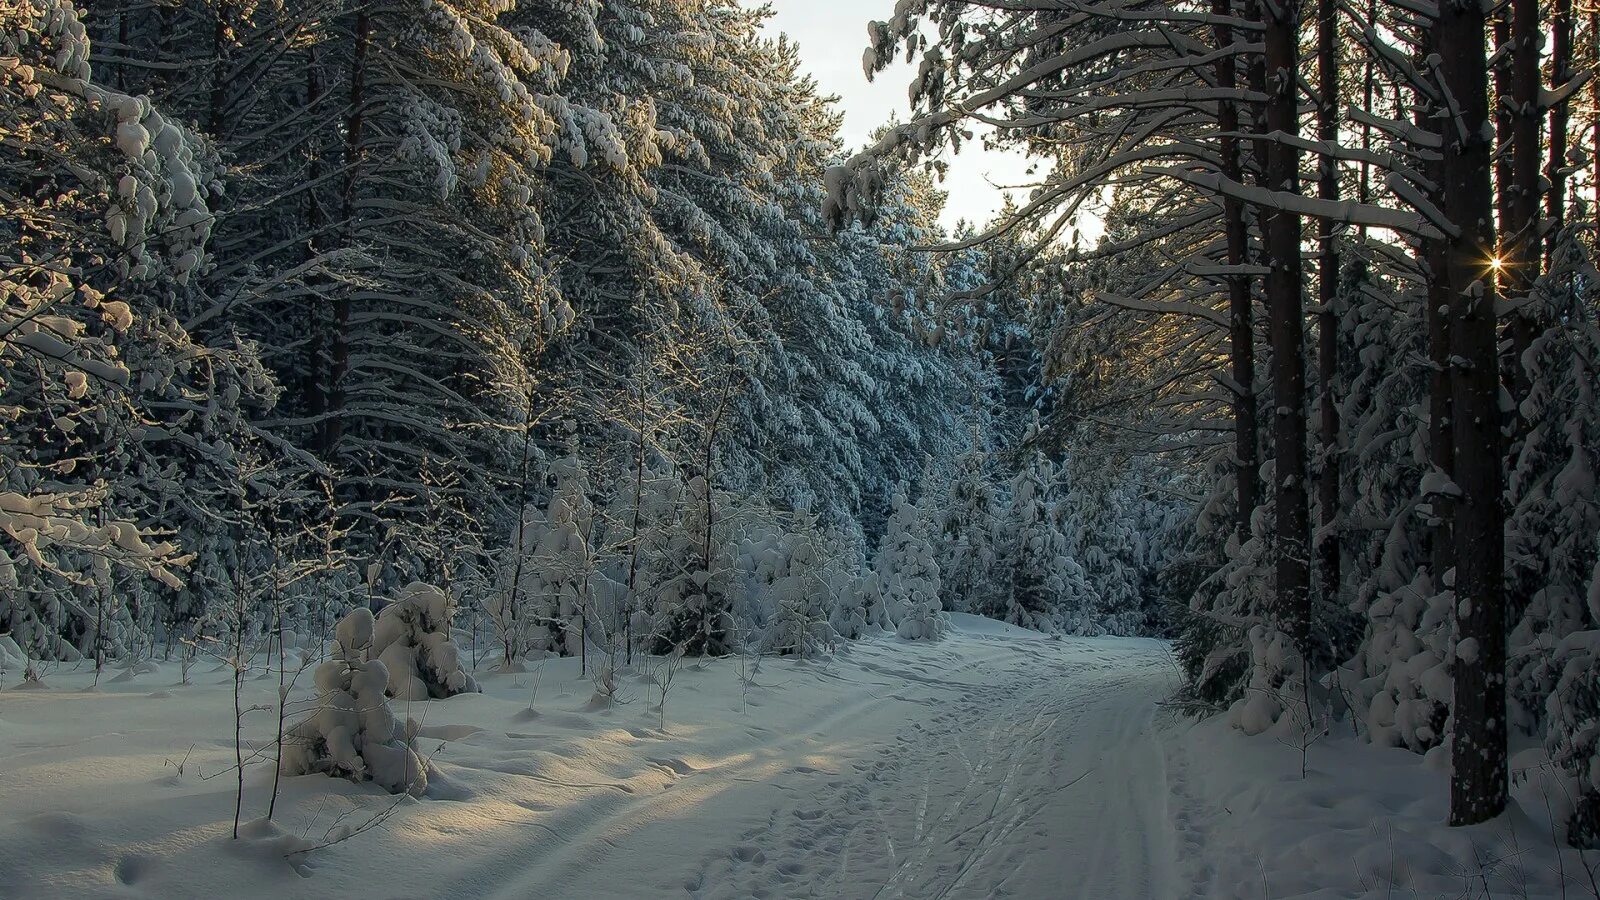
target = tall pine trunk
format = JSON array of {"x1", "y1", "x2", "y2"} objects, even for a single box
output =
[
  {"x1": 1503, "y1": 0, "x2": 1542, "y2": 418},
  {"x1": 1418, "y1": 25, "x2": 1456, "y2": 581},
  {"x1": 1544, "y1": 0, "x2": 1572, "y2": 262},
  {"x1": 1593, "y1": 9, "x2": 1599, "y2": 241},
  {"x1": 325, "y1": 8, "x2": 372, "y2": 456},
  {"x1": 1263, "y1": 0, "x2": 1310, "y2": 654},
  {"x1": 1491, "y1": 13, "x2": 1512, "y2": 242},
  {"x1": 1214, "y1": 0, "x2": 1257, "y2": 540},
  {"x1": 1315, "y1": 0, "x2": 1341, "y2": 604},
  {"x1": 1436, "y1": 0, "x2": 1508, "y2": 827},
  {"x1": 305, "y1": 48, "x2": 329, "y2": 428}
]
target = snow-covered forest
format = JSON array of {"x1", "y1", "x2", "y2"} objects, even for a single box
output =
[{"x1": 2, "y1": 0, "x2": 1599, "y2": 894}]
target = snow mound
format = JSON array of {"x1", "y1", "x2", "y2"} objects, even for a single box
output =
[
  {"x1": 373, "y1": 582, "x2": 480, "y2": 700},
  {"x1": 281, "y1": 608, "x2": 428, "y2": 795},
  {"x1": 945, "y1": 612, "x2": 1054, "y2": 639},
  {"x1": 0, "y1": 634, "x2": 28, "y2": 671},
  {"x1": 1174, "y1": 714, "x2": 1598, "y2": 896}
]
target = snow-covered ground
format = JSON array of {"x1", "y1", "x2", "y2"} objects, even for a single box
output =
[
  {"x1": 1172, "y1": 714, "x2": 1600, "y2": 898},
  {"x1": 2, "y1": 616, "x2": 1595, "y2": 899}
]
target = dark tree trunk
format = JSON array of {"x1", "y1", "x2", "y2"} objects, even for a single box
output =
[
  {"x1": 1263, "y1": 0, "x2": 1310, "y2": 653},
  {"x1": 1425, "y1": 238, "x2": 1456, "y2": 579},
  {"x1": 325, "y1": 8, "x2": 372, "y2": 456},
  {"x1": 1544, "y1": 0, "x2": 1572, "y2": 262},
  {"x1": 1418, "y1": 25, "x2": 1456, "y2": 581},
  {"x1": 1436, "y1": 0, "x2": 1508, "y2": 828},
  {"x1": 1358, "y1": 0, "x2": 1375, "y2": 240},
  {"x1": 1315, "y1": 0, "x2": 1341, "y2": 604},
  {"x1": 1491, "y1": 14, "x2": 1513, "y2": 241},
  {"x1": 115, "y1": 11, "x2": 128, "y2": 91},
  {"x1": 304, "y1": 48, "x2": 328, "y2": 427},
  {"x1": 1214, "y1": 0, "x2": 1258, "y2": 541},
  {"x1": 1503, "y1": 0, "x2": 1542, "y2": 419}
]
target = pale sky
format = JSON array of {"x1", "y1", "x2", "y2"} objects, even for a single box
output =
[{"x1": 759, "y1": 1, "x2": 1037, "y2": 234}]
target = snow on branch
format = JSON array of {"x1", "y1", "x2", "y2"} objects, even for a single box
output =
[{"x1": 1148, "y1": 166, "x2": 1447, "y2": 239}]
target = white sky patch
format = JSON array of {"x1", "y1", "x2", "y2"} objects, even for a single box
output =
[{"x1": 759, "y1": 0, "x2": 1038, "y2": 234}]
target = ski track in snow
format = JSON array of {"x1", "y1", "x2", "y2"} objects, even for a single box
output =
[
  {"x1": 681, "y1": 628, "x2": 1181, "y2": 900},
  {"x1": 0, "y1": 619, "x2": 1183, "y2": 900}
]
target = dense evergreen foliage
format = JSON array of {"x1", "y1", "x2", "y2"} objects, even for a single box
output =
[
  {"x1": 2, "y1": 0, "x2": 1173, "y2": 679},
  {"x1": 832, "y1": 0, "x2": 1600, "y2": 845}
]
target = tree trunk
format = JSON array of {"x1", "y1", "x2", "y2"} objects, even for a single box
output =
[
  {"x1": 115, "y1": 11, "x2": 128, "y2": 91},
  {"x1": 1544, "y1": 0, "x2": 1572, "y2": 263},
  {"x1": 1263, "y1": 0, "x2": 1310, "y2": 653},
  {"x1": 1593, "y1": 9, "x2": 1599, "y2": 241},
  {"x1": 1503, "y1": 0, "x2": 1542, "y2": 420},
  {"x1": 1214, "y1": 0, "x2": 1258, "y2": 541},
  {"x1": 305, "y1": 48, "x2": 328, "y2": 428},
  {"x1": 1418, "y1": 25, "x2": 1456, "y2": 581},
  {"x1": 1315, "y1": 0, "x2": 1341, "y2": 604},
  {"x1": 1492, "y1": 14, "x2": 1513, "y2": 239},
  {"x1": 325, "y1": 8, "x2": 371, "y2": 456},
  {"x1": 1425, "y1": 237, "x2": 1456, "y2": 580},
  {"x1": 1436, "y1": 0, "x2": 1508, "y2": 827},
  {"x1": 1357, "y1": 0, "x2": 1375, "y2": 241}
]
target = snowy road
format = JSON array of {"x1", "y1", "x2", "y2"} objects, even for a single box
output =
[
  {"x1": 688, "y1": 620, "x2": 1182, "y2": 900},
  {"x1": 9, "y1": 616, "x2": 1591, "y2": 899},
  {"x1": 0, "y1": 617, "x2": 1182, "y2": 900}
]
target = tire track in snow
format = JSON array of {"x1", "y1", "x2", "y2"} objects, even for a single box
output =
[
  {"x1": 695, "y1": 634, "x2": 1179, "y2": 899},
  {"x1": 432, "y1": 637, "x2": 1021, "y2": 900}
]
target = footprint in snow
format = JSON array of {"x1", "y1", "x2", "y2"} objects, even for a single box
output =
[
  {"x1": 730, "y1": 845, "x2": 764, "y2": 863},
  {"x1": 647, "y1": 756, "x2": 699, "y2": 776}
]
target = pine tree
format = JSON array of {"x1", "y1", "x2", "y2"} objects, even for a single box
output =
[
  {"x1": 875, "y1": 479, "x2": 946, "y2": 641},
  {"x1": 938, "y1": 448, "x2": 1002, "y2": 616},
  {"x1": 1001, "y1": 448, "x2": 1065, "y2": 633}
]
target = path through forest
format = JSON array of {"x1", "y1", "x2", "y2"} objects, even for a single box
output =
[
  {"x1": 0, "y1": 617, "x2": 1183, "y2": 900},
  {"x1": 687, "y1": 619, "x2": 1182, "y2": 899}
]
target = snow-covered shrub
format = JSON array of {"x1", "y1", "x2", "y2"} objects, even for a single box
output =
[
  {"x1": 373, "y1": 582, "x2": 480, "y2": 700},
  {"x1": 281, "y1": 609, "x2": 428, "y2": 795},
  {"x1": 653, "y1": 475, "x2": 736, "y2": 656},
  {"x1": 730, "y1": 516, "x2": 784, "y2": 644},
  {"x1": 0, "y1": 634, "x2": 30, "y2": 684},
  {"x1": 837, "y1": 570, "x2": 890, "y2": 638},
  {"x1": 829, "y1": 587, "x2": 871, "y2": 640},
  {"x1": 1545, "y1": 626, "x2": 1600, "y2": 848},
  {"x1": 1506, "y1": 280, "x2": 1600, "y2": 738},
  {"x1": 818, "y1": 526, "x2": 871, "y2": 640},
  {"x1": 1177, "y1": 457, "x2": 1273, "y2": 709},
  {"x1": 875, "y1": 481, "x2": 946, "y2": 641},
  {"x1": 1000, "y1": 448, "x2": 1066, "y2": 633},
  {"x1": 1344, "y1": 569, "x2": 1452, "y2": 752},
  {"x1": 491, "y1": 455, "x2": 602, "y2": 665},
  {"x1": 751, "y1": 508, "x2": 839, "y2": 657},
  {"x1": 605, "y1": 461, "x2": 682, "y2": 654},
  {"x1": 938, "y1": 449, "x2": 1003, "y2": 616}
]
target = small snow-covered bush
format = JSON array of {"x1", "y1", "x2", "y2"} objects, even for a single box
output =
[
  {"x1": 653, "y1": 475, "x2": 736, "y2": 656},
  {"x1": 875, "y1": 481, "x2": 947, "y2": 641},
  {"x1": 1545, "y1": 628, "x2": 1600, "y2": 848},
  {"x1": 894, "y1": 590, "x2": 947, "y2": 641},
  {"x1": 373, "y1": 582, "x2": 480, "y2": 701},
  {"x1": 753, "y1": 513, "x2": 839, "y2": 657},
  {"x1": 0, "y1": 633, "x2": 31, "y2": 684},
  {"x1": 938, "y1": 449, "x2": 1003, "y2": 616},
  {"x1": 830, "y1": 572, "x2": 877, "y2": 639},
  {"x1": 281, "y1": 609, "x2": 428, "y2": 795},
  {"x1": 1349, "y1": 570, "x2": 1452, "y2": 753},
  {"x1": 491, "y1": 456, "x2": 599, "y2": 665},
  {"x1": 1227, "y1": 624, "x2": 1318, "y2": 739}
]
